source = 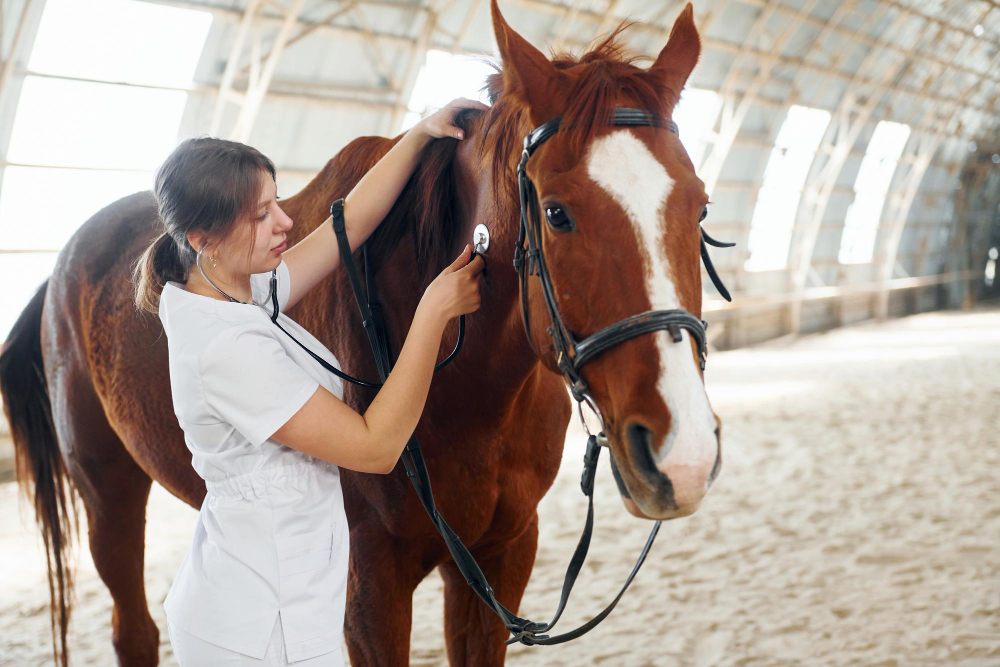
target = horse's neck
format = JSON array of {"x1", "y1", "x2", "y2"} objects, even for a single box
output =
[
  {"x1": 448, "y1": 121, "x2": 542, "y2": 384},
  {"x1": 298, "y1": 121, "x2": 544, "y2": 398}
]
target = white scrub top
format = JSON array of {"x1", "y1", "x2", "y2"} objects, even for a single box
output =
[{"x1": 158, "y1": 258, "x2": 349, "y2": 663}]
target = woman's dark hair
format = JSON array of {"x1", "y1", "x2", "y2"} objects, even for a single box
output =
[{"x1": 132, "y1": 136, "x2": 276, "y2": 314}]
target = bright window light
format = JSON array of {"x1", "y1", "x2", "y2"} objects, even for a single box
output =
[
  {"x1": 0, "y1": 167, "x2": 154, "y2": 250},
  {"x1": 1, "y1": 0, "x2": 212, "y2": 260},
  {"x1": 28, "y1": 0, "x2": 212, "y2": 87},
  {"x1": 8, "y1": 76, "x2": 189, "y2": 169},
  {"x1": 838, "y1": 121, "x2": 911, "y2": 264},
  {"x1": 672, "y1": 88, "x2": 720, "y2": 172},
  {"x1": 0, "y1": 253, "x2": 59, "y2": 342},
  {"x1": 745, "y1": 105, "x2": 831, "y2": 272},
  {"x1": 400, "y1": 50, "x2": 494, "y2": 132}
]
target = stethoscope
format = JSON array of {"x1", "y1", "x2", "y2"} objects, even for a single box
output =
[
  {"x1": 196, "y1": 244, "x2": 362, "y2": 387},
  {"x1": 194, "y1": 222, "x2": 490, "y2": 390}
]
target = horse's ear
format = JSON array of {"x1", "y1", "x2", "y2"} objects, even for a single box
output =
[
  {"x1": 647, "y1": 3, "x2": 701, "y2": 109},
  {"x1": 491, "y1": 0, "x2": 567, "y2": 124}
]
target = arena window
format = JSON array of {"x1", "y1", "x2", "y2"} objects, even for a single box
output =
[
  {"x1": 672, "y1": 88, "x2": 721, "y2": 173},
  {"x1": 400, "y1": 50, "x2": 495, "y2": 132},
  {"x1": 837, "y1": 121, "x2": 911, "y2": 265},
  {"x1": 0, "y1": 0, "x2": 211, "y2": 340},
  {"x1": 744, "y1": 105, "x2": 831, "y2": 272}
]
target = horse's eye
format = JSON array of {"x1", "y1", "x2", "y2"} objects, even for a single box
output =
[
  {"x1": 545, "y1": 205, "x2": 573, "y2": 230},
  {"x1": 699, "y1": 206, "x2": 708, "y2": 223}
]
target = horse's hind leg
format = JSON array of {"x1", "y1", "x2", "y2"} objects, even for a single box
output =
[
  {"x1": 438, "y1": 514, "x2": 540, "y2": 667},
  {"x1": 57, "y1": 390, "x2": 160, "y2": 665},
  {"x1": 82, "y1": 462, "x2": 159, "y2": 665}
]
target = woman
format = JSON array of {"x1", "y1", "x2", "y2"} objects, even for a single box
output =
[{"x1": 132, "y1": 98, "x2": 487, "y2": 666}]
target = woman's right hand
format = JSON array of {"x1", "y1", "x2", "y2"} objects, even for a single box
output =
[{"x1": 420, "y1": 244, "x2": 485, "y2": 324}]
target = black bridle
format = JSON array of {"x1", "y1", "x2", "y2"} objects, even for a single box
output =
[
  {"x1": 267, "y1": 108, "x2": 733, "y2": 647},
  {"x1": 515, "y1": 108, "x2": 733, "y2": 406}
]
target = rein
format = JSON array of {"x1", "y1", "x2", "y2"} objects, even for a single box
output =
[
  {"x1": 265, "y1": 229, "x2": 466, "y2": 389},
  {"x1": 271, "y1": 108, "x2": 734, "y2": 647}
]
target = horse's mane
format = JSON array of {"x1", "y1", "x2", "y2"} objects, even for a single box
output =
[{"x1": 353, "y1": 23, "x2": 667, "y2": 288}]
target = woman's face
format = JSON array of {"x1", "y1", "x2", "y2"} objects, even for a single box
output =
[{"x1": 211, "y1": 173, "x2": 293, "y2": 279}]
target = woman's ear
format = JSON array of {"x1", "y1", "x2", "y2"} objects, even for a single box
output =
[{"x1": 186, "y1": 231, "x2": 205, "y2": 253}]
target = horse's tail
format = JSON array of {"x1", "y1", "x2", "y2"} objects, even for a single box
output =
[{"x1": 0, "y1": 279, "x2": 78, "y2": 667}]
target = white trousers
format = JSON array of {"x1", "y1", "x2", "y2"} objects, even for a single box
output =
[{"x1": 168, "y1": 612, "x2": 346, "y2": 666}]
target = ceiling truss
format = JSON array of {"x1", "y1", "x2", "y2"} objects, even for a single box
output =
[{"x1": 0, "y1": 0, "x2": 997, "y2": 335}]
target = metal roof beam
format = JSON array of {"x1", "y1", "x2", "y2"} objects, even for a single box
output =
[
  {"x1": 388, "y1": 0, "x2": 441, "y2": 133},
  {"x1": 785, "y1": 8, "x2": 921, "y2": 332},
  {"x1": 0, "y1": 0, "x2": 36, "y2": 103},
  {"x1": 874, "y1": 12, "x2": 1000, "y2": 318},
  {"x1": 143, "y1": 1, "x2": 1000, "y2": 127},
  {"x1": 515, "y1": 0, "x2": 1000, "y2": 120},
  {"x1": 230, "y1": 0, "x2": 307, "y2": 141}
]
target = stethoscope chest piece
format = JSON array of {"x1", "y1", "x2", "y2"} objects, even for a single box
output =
[{"x1": 473, "y1": 224, "x2": 490, "y2": 255}]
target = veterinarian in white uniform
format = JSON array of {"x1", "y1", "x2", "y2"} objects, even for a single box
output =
[
  {"x1": 144, "y1": 97, "x2": 487, "y2": 666},
  {"x1": 160, "y1": 260, "x2": 352, "y2": 663}
]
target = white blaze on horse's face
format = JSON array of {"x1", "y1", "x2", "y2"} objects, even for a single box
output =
[{"x1": 586, "y1": 130, "x2": 718, "y2": 514}]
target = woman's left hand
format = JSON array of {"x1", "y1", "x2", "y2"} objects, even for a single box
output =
[{"x1": 415, "y1": 97, "x2": 491, "y2": 141}]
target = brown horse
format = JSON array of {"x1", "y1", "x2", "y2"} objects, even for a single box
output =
[{"x1": 0, "y1": 2, "x2": 720, "y2": 665}]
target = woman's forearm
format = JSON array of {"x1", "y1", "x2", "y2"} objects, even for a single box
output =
[
  {"x1": 281, "y1": 128, "x2": 432, "y2": 308},
  {"x1": 362, "y1": 302, "x2": 446, "y2": 471},
  {"x1": 282, "y1": 100, "x2": 480, "y2": 308},
  {"x1": 342, "y1": 128, "x2": 431, "y2": 248}
]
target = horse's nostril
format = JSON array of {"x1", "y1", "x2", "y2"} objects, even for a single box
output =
[
  {"x1": 626, "y1": 421, "x2": 649, "y2": 447},
  {"x1": 627, "y1": 420, "x2": 670, "y2": 463},
  {"x1": 708, "y1": 427, "x2": 722, "y2": 485}
]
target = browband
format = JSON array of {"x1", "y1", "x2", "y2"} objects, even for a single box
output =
[{"x1": 524, "y1": 109, "x2": 679, "y2": 156}]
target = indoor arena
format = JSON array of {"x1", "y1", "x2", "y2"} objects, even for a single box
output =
[{"x1": 1, "y1": 0, "x2": 997, "y2": 665}]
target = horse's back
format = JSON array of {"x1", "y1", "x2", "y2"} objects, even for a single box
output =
[
  {"x1": 42, "y1": 190, "x2": 203, "y2": 504},
  {"x1": 58, "y1": 190, "x2": 160, "y2": 282},
  {"x1": 44, "y1": 188, "x2": 165, "y2": 375}
]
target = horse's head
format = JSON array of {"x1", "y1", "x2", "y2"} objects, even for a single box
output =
[{"x1": 492, "y1": 1, "x2": 720, "y2": 520}]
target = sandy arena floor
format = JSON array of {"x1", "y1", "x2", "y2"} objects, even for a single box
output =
[{"x1": 2, "y1": 307, "x2": 998, "y2": 665}]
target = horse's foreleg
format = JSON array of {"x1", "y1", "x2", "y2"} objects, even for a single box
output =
[
  {"x1": 343, "y1": 528, "x2": 425, "y2": 667},
  {"x1": 78, "y1": 453, "x2": 159, "y2": 665},
  {"x1": 439, "y1": 513, "x2": 540, "y2": 667}
]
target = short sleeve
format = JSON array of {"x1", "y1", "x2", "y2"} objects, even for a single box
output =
[
  {"x1": 250, "y1": 259, "x2": 291, "y2": 312},
  {"x1": 199, "y1": 326, "x2": 319, "y2": 447}
]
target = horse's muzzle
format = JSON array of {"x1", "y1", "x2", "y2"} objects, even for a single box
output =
[{"x1": 622, "y1": 419, "x2": 721, "y2": 519}]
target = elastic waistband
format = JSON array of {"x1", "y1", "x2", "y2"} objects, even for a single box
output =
[{"x1": 204, "y1": 460, "x2": 333, "y2": 500}]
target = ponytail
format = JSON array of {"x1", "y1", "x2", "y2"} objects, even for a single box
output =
[
  {"x1": 132, "y1": 231, "x2": 189, "y2": 315},
  {"x1": 132, "y1": 136, "x2": 276, "y2": 315}
]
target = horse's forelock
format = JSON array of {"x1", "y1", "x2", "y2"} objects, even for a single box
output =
[
  {"x1": 482, "y1": 22, "x2": 670, "y2": 185},
  {"x1": 551, "y1": 24, "x2": 670, "y2": 157}
]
